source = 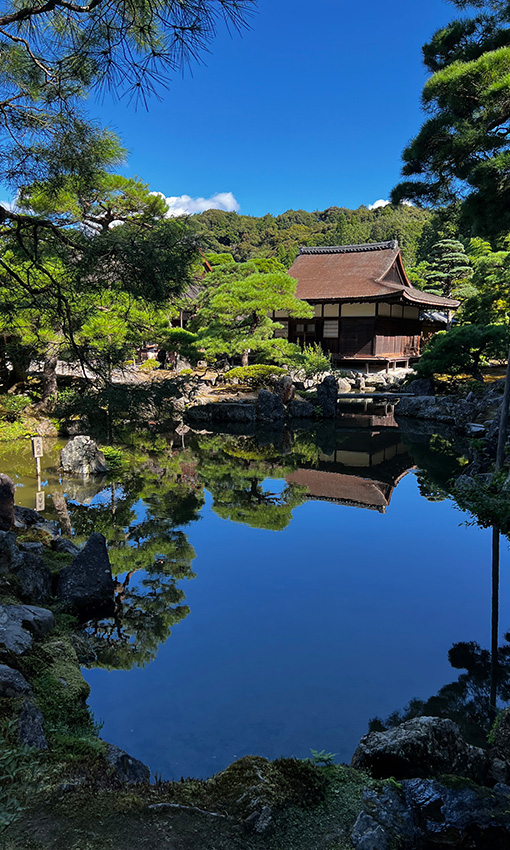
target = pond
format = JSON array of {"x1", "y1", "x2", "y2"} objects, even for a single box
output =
[{"x1": 4, "y1": 409, "x2": 510, "y2": 780}]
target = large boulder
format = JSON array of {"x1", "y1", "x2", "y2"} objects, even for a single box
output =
[
  {"x1": 0, "y1": 474, "x2": 15, "y2": 531},
  {"x1": 274, "y1": 376, "x2": 295, "y2": 405},
  {"x1": 57, "y1": 532, "x2": 115, "y2": 619},
  {"x1": 0, "y1": 604, "x2": 55, "y2": 656},
  {"x1": 257, "y1": 389, "x2": 285, "y2": 424},
  {"x1": 351, "y1": 779, "x2": 510, "y2": 850},
  {"x1": 60, "y1": 436, "x2": 109, "y2": 475},
  {"x1": 12, "y1": 553, "x2": 52, "y2": 605},
  {"x1": 317, "y1": 375, "x2": 337, "y2": 418},
  {"x1": 351, "y1": 717, "x2": 489, "y2": 784},
  {"x1": 104, "y1": 742, "x2": 150, "y2": 785}
]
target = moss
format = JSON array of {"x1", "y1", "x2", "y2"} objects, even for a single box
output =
[
  {"x1": 437, "y1": 774, "x2": 492, "y2": 797},
  {"x1": 16, "y1": 527, "x2": 54, "y2": 547},
  {"x1": 40, "y1": 549, "x2": 74, "y2": 574}
]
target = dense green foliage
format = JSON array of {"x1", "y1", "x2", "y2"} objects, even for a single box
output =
[
  {"x1": 226, "y1": 364, "x2": 287, "y2": 386},
  {"x1": 416, "y1": 324, "x2": 509, "y2": 380},
  {"x1": 392, "y1": 0, "x2": 510, "y2": 240},
  {"x1": 424, "y1": 238, "x2": 473, "y2": 297},
  {"x1": 193, "y1": 258, "x2": 312, "y2": 365},
  {"x1": 191, "y1": 204, "x2": 433, "y2": 268}
]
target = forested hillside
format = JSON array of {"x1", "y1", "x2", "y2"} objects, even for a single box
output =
[{"x1": 191, "y1": 203, "x2": 434, "y2": 269}]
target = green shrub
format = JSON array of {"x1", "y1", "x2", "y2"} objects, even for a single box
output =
[
  {"x1": 0, "y1": 394, "x2": 32, "y2": 421},
  {"x1": 226, "y1": 364, "x2": 287, "y2": 387},
  {"x1": 139, "y1": 358, "x2": 160, "y2": 371},
  {"x1": 299, "y1": 343, "x2": 332, "y2": 378}
]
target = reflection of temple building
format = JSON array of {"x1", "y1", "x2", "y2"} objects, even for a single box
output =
[
  {"x1": 287, "y1": 430, "x2": 415, "y2": 513},
  {"x1": 336, "y1": 399, "x2": 397, "y2": 429}
]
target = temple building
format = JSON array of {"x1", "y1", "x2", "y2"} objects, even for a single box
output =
[{"x1": 272, "y1": 241, "x2": 459, "y2": 371}]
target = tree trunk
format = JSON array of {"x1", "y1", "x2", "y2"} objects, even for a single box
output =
[
  {"x1": 0, "y1": 335, "x2": 9, "y2": 390},
  {"x1": 242, "y1": 349, "x2": 250, "y2": 367},
  {"x1": 39, "y1": 342, "x2": 59, "y2": 409}
]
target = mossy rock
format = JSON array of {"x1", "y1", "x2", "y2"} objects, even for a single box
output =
[{"x1": 203, "y1": 755, "x2": 329, "y2": 818}]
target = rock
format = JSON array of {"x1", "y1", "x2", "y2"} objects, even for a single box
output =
[
  {"x1": 104, "y1": 742, "x2": 150, "y2": 784},
  {"x1": 11, "y1": 553, "x2": 52, "y2": 605},
  {"x1": 274, "y1": 376, "x2": 295, "y2": 405},
  {"x1": 456, "y1": 474, "x2": 476, "y2": 491},
  {"x1": 352, "y1": 778, "x2": 510, "y2": 850},
  {"x1": 51, "y1": 537, "x2": 80, "y2": 556},
  {"x1": 405, "y1": 778, "x2": 510, "y2": 847},
  {"x1": 336, "y1": 376, "x2": 352, "y2": 393},
  {"x1": 0, "y1": 530, "x2": 23, "y2": 573},
  {"x1": 17, "y1": 700, "x2": 48, "y2": 750},
  {"x1": 35, "y1": 418, "x2": 58, "y2": 437},
  {"x1": 365, "y1": 374, "x2": 387, "y2": 387},
  {"x1": 351, "y1": 716, "x2": 489, "y2": 784},
  {"x1": 489, "y1": 758, "x2": 510, "y2": 785},
  {"x1": 466, "y1": 422, "x2": 486, "y2": 436},
  {"x1": 351, "y1": 812, "x2": 389, "y2": 850},
  {"x1": 60, "y1": 436, "x2": 109, "y2": 475},
  {"x1": 0, "y1": 604, "x2": 55, "y2": 655},
  {"x1": 244, "y1": 805, "x2": 273, "y2": 834},
  {"x1": 57, "y1": 532, "x2": 115, "y2": 619},
  {"x1": 257, "y1": 389, "x2": 285, "y2": 424},
  {"x1": 13, "y1": 505, "x2": 45, "y2": 529},
  {"x1": 317, "y1": 375, "x2": 337, "y2": 417},
  {"x1": 406, "y1": 378, "x2": 435, "y2": 396},
  {"x1": 288, "y1": 399, "x2": 315, "y2": 418},
  {"x1": 396, "y1": 395, "x2": 478, "y2": 424},
  {"x1": 18, "y1": 542, "x2": 44, "y2": 555},
  {"x1": 187, "y1": 402, "x2": 256, "y2": 424},
  {"x1": 0, "y1": 474, "x2": 15, "y2": 531},
  {"x1": 0, "y1": 664, "x2": 32, "y2": 697}
]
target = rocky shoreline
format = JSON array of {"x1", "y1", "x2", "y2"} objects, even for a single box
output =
[{"x1": 1, "y1": 441, "x2": 510, "y2": 849}]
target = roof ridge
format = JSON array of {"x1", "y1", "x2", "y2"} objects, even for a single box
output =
[{"x1": 299, "y1": 241, "x2": 399, "y2": 255}]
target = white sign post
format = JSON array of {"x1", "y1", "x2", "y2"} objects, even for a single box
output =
[{"x1": 31, "y1": 436, "x2": 44, "y2": 510}]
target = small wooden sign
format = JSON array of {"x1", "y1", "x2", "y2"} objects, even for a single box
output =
[
  {"x1": 35, "y1": 491, "x2": 45, "y2": 512},
  {"x1": 31, "y1": 436, "x2": 43, "y2": 458}
]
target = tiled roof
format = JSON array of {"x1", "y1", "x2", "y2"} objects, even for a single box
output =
[
  {"x1": 286, "y1": 469, "x2": 392, "y2": 511},
  {"x1": 289, "y1": 243, "x2": 459, "y2": 309}
]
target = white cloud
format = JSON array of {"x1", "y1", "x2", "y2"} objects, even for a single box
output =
[
  {"x1": 152, "y1": 191, "x2": 240, "y2": 217},
  {"x1": 368, "y1": 199, "x2": 390, "y2": 210},
  {"x1": 367, "y1": 198, "x2": 414, "y2": 210}
]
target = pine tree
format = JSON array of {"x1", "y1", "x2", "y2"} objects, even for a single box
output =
[{"x1": 425, "y1": 239, "x2": 473, "y2": 298}]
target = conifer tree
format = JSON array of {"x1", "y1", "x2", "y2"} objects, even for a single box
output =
[{"x1": 425, "y1": 238, "x2": 473, "y2": 298}]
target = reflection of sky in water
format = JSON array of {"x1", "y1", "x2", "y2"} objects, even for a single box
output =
[{"x1": 84, "y1": 470, "x2": 510, "y2": 780}]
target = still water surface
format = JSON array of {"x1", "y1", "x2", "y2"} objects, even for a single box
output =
[{"x1": 4, "y1": 416, "x2": 510, "y2": 779}]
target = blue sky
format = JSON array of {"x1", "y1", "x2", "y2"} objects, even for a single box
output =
[{"x1": 89, "y1": 0, "x2": 456, "y2": 218}]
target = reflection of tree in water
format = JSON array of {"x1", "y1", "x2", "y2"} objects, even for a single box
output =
[
  {"x1": 370, "y1": 635, "x2": 510, "y2": 749},
  {"x1": 195, "y1": 434, "x2": 308, "y2": 531},
  {"x1": 67, "y1": 446, "x2": 204, "y2": 669},
  {"x1": 405, "y1": 433, "x2": 467, "y2": 503}
]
